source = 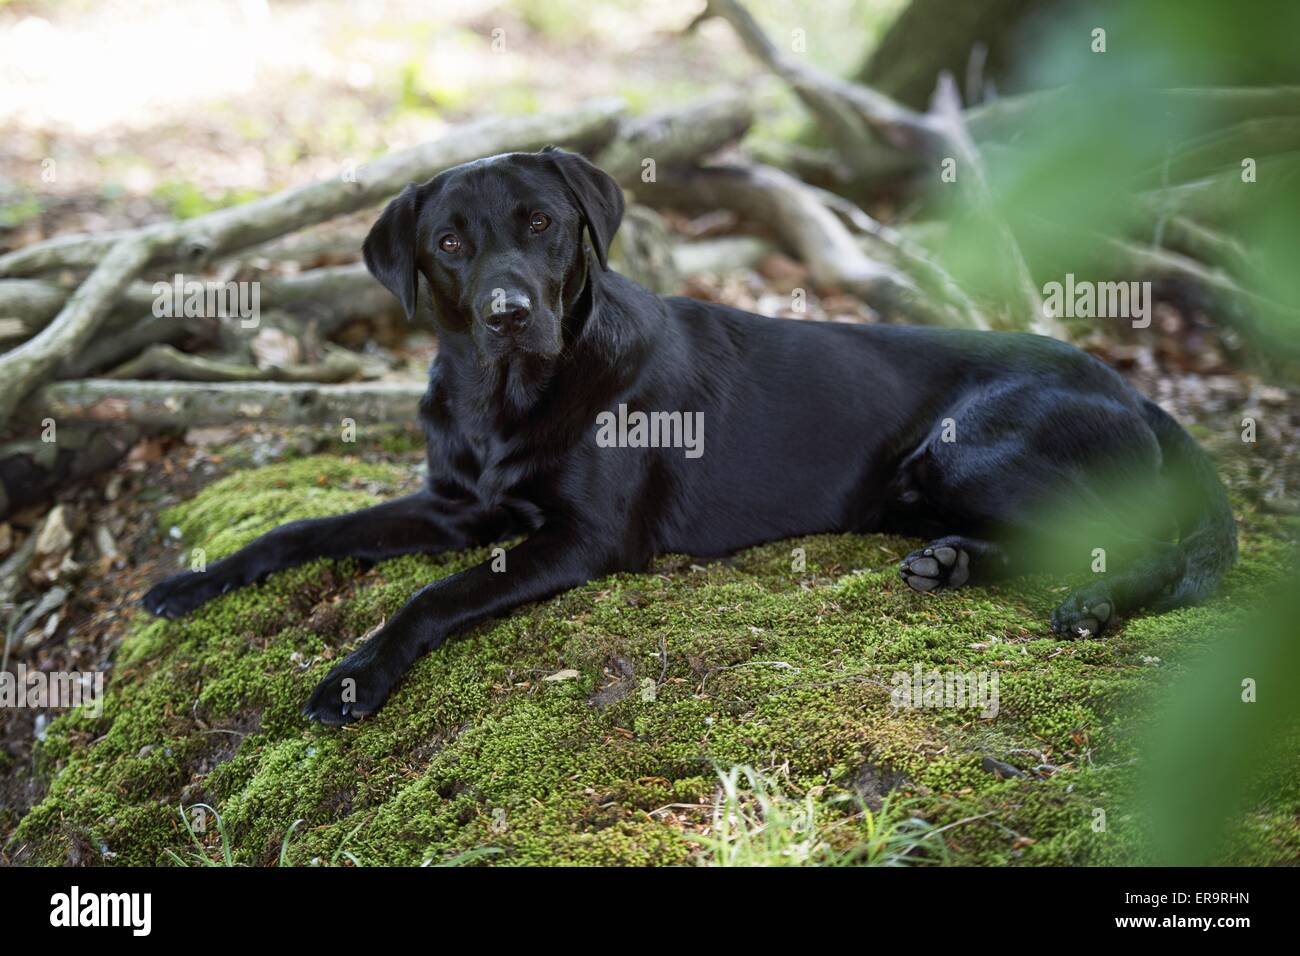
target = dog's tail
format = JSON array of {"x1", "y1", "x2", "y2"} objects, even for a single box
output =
[{"x1": 1142, "y1": 399, "x2": 1237, "y2": 610}]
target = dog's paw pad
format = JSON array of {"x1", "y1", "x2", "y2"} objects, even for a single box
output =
[
  {"x1": 1071, "y1": 616, "x2": 1101, "y2": 638},
  {"x1": 905, "y1": 574, "x2": 943, "y2": 592},
  {"x1": 909, "y1": 556, "x2": 940, "y2": 577},
  {"x1": 900, "y1": 543, "x2": 971, "y2": 593},
  {"x1": 1052, "y1": 590, "x2": 1115, "y2": 639}
]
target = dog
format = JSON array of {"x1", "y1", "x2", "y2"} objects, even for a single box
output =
[{"x1": 142, "y1": 147, "x2": 1237, "y2": 724}]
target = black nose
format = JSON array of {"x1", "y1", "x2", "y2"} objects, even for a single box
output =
[{"x1": 485, "y1": 294, "x2": 531, "y2": 335}]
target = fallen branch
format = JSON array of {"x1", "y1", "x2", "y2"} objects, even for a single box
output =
[
  {"x1": 26, "y1": 379, "x2": 427, "y2": 430},
  {"x1": 695, "y1": 0, "x2": 933, "y2": 158},
  {"x1": 2, "y1": 262, "x2": 384, "y2": 332},
  {"x1": 641, "y1": 164, "x2": 906, "y2": 287},
  {"x1": 928, "y1": 73, "x2": 1062, "y2": 337},
  {"x1": 0, "y1": 235, "x2": 158, "y2": 429},
  {"x1": 0, "y1": 100, "x2": 624, "y2": 279},
  {"x1": 809, "y1": 184, "x2": 989, "y2": 329},
  {"x1": 235, "y1": 223, "x2": 371, "y2": 266},
  {"x1": 0, "y1": 279, "x2": 73, "y2": 339},
  {"x1": 965, "y1": 85, "x2": 1300, "y2": 145},
  {"x1": 59, "y1": 314, "x2": 212, "y2": 379},
  {"x1": 608, "y1": 205, "x2": 683, "y2": 295},
  {"x1": 1098, "y1": 233, "x2": 1300, "y2": 357},
  {"x1": 1166, "y1": 216, "x2": 1257, "y2": 278},
  {"x1": 698, "y1": 1, "x2": 1060, "y2": 335},
  {"x1": 0, "y1": 93, "x2": 755, "y2": 413},
  {"x1": 1140, "y1": 152, "x2": 1299, "y2": 224},
  {"x1": 746, "y1": 139, "x2": 864, "y2": 190},
  {"x1": 597, "y1": 91, "x2": 756, "y2": 186},
  {"x1": 672, "y1": 230, "x2": 990, "y2": 329},
  {"x1": 1148, "y1": 116, "x2": 1300, "y2": 186},
  {"x1": 104, "y1": 344, "x2": 366, "y2": 383},
  {"x1": 639, "y1": 162, "x2": 983, "y2": 327},
  {"x1": 673, "y1": 235, "x2": 773, "y2": 275}
]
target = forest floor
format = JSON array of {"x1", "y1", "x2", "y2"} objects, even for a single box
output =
[
  {"x1": 2, "y1": 390, "x2": 1297, "y2": 865},
  {"x1": 2, "y1": 0, "x2": 1299, "y2": 866}
]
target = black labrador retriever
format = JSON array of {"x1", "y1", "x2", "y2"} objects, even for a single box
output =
[{"x1": 143, "y1": 148, "x2": 1237, "y2": 724}]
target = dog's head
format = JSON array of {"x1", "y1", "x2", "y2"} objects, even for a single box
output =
[{"x1": 363, "y1": 147, "x2": 624, "y2": 362}]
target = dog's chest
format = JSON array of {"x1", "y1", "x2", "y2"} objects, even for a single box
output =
[{"x1": 463, "y1": 429, "x2": 535, "y2": 505}]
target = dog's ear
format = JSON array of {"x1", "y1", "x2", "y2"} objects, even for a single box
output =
[
  {"x1": 542, "y1": 146, "x2": 624, "y2": 270},
  {"x1": 363, "y1": 182, "x2": 426, "y2": 320}
]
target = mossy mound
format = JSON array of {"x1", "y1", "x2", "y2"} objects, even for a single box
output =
[{"x1": 10, "y1": 455, "x2": 1300, "y2": 866}]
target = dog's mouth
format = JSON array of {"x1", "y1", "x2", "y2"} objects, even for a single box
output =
[
  {"x1": 474, "y1": 307, "x2": 563, "y2": 363},
  {"x1": 503, "y1": 340, "x2": 562, "y2": 362}
]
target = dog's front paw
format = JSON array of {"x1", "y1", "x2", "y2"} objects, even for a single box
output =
[
  {"x1": 1051, "y1": 585, "x2": 1114, "y2": 639},
  {"x1": 141, "y1": 563, "x2": 250, "y2": 619},
  {"x1": 302, "y1": 644, "x2": 399, "y2": 726},
  {"x1": 900, "y1": 543, "x2": 970, "y2": 593}
]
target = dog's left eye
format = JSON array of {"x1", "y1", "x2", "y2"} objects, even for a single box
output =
[{"x1": 529, "y1": 212, "x2": 551, "y2": 234}]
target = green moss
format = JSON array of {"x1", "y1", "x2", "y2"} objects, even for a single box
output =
[{"x1": 7, "y1": 456, "x2": 1297, "y2": 866}]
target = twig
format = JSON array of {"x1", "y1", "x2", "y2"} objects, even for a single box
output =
[
  {"x1": 1158, "y1": 216, "x2": 1255, "y2": 279},
  {"x1": 0, "y1": 533, "x2": 38, "y2": 610}
]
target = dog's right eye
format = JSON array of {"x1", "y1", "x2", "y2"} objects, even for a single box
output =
[{"x1": 439, "y1": 234, "x2": 461, "y2": 254}]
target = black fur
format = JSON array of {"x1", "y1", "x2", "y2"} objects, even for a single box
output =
[{"x1": 142, "y1": 149, "x2": 1238, "y2": 724}]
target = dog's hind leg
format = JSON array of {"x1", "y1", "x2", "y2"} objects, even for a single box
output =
[
  {"x1": 1049, "y1": 538, "x2": 1184, "y2": 638},
  {"x1": 1050, "y1": 399, "x2": 1241, "y2": 637},
  {"x1": 891, "y1": 382, "x2": 1221, "y2": 635}
]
